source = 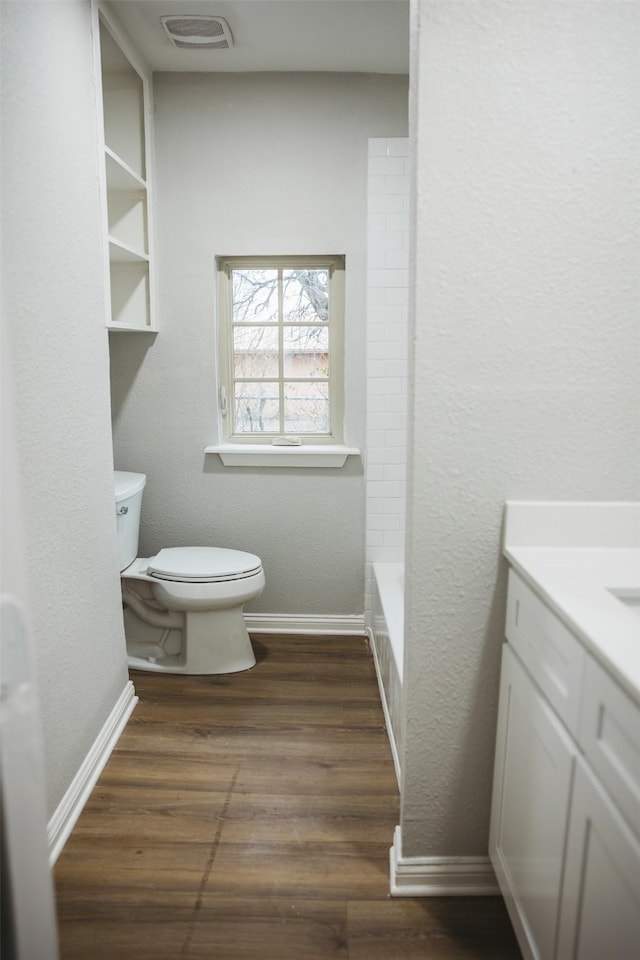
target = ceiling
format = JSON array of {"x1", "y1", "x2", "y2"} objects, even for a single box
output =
[{"x1": 109, "y1": 0, "x2": 410, "y2": 74}]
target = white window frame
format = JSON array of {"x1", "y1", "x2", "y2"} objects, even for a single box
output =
[{"x1": 216, "y1": 255, "x2": 345, "y2": 446}]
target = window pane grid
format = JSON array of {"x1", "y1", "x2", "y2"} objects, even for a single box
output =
[
  {"x1": 221, "y1": 256, "x2": 342, "y2": 441},
  {"x1": 231, "y1": 266, "x2": 331, "y2": 435},
  {"x1": 232, "y1": 379, "x2": 330, "y2": 384},
  {"x1": 277, "y1": 271, "x2": 284, "y2": 432}
]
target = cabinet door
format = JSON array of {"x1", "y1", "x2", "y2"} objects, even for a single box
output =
[
  {"x1": 490, "y1": 645, "x2": 576, "y2": 960},
  {"x1": 556, "y1": 757, "x2": 640, "y2": 960}
]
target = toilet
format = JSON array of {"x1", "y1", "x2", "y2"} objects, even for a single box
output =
[{"x1": 115, "y1": 471, "x2": 265, "y2": 675}]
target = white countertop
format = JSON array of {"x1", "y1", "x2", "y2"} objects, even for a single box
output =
[{"x1": 504, "y1": 502, "x2": 640, "y2": 704}]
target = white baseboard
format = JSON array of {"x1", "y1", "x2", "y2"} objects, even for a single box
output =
[
  {"x1": 47, "y1": 679, "x2": 137, "y2": 865},
  {"x1": 367, "y1": 627, "x2": 402, "y2": 790},
  {"x1": 245, "y1": 613, "x2": 366, "y2": 635},
  {"x1": 390, "y1": 826, "x2": 499, "y2": 896}
]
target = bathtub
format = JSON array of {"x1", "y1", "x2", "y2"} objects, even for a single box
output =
[{"x1": 370, "y1": 562, "x2": 404, "y2": 785}]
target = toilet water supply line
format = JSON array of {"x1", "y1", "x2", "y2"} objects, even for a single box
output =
[{"x1": 121, "y1": 585, "x2": 183, "y2": 631}]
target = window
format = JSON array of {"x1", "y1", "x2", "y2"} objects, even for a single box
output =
[{"x1": 217, "y1": 255, "x2": 345, "y2": 444}]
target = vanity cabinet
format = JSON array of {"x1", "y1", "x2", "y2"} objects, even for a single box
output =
[
  {"x1": 93, "y1": 4, "x2": 156, "y2": 331},
  {"x1": 490, "y1": 644, "x2": 576, "y2": 960},
  {"x1": 490, "y1": 570, "x2": 640, "y2": 960},
  {"x1": 556, "y1": 757, "x2": 640, "y2": 960}
]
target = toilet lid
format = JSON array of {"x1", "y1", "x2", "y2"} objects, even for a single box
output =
[{"x1": 147, "y1": 547, "x2": 262, "y2": 583}]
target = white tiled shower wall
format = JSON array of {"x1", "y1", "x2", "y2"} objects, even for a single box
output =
[{"x1": 365, "y1": 138, "x2": 410, "y2": 623}]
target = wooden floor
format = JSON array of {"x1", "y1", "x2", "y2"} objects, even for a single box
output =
[{"x1": 54, "y1": 635, "x2": 521, "y2": 959}]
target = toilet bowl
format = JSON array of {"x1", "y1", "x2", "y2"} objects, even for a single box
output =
[{"x1": 115, "y1": 472, "x2": 265, "y2": 675}]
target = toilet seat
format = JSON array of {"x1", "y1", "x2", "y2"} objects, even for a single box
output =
[{"x1": 146, "y1": 546, "x2": 263, "y2": 584}]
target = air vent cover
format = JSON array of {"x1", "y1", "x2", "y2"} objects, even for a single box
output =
[{"x1": 160, "y1": 16, "x2": 233, "y2": 49}]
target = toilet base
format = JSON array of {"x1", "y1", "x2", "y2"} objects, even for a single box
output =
[{"x1": 125, "y1": 606, "x2": 257, "y2": 675}]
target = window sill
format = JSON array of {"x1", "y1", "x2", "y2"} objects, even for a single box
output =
[{"x1": 205, "y1": 444, "x2": 360, "y2": 468}]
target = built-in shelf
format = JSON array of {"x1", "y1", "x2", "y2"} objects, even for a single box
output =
[
  {"x1": 96, "y1": 4, "x2": 155, "y2": 332},
  {"x1": 108, "y1": 238, "x2": 149, "y2": 263},
  {"x1": 107, "y1": 324, "x2": 158, "y2": 334},
  {"x1": 105, "y1": 147, "x2": 146, "y2": 191}
]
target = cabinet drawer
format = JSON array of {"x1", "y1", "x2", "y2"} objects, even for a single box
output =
[
  {"x1": 579, "y1": 654, "x2": 640, "y2": 838},
  {"x1": 506, "y1": 569, "x2": 586, "y2": 736}
]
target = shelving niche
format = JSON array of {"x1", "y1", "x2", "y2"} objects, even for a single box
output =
[{"x1": 97, "y1": 7, "x2": 156, "y2": 332}]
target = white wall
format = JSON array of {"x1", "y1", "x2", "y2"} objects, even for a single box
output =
[
  {"x1": 402, "y1": 1, "x2": 640, "y2": 857},
  {"x1": 1, "y1": 258, "x2": 60, "y2": 960},
  {"x1": 110, "y1": 72, "x2": 408, "y2": 617},
  {"x1": 365, "y1": 137, "x2": 410, "y2": 620},
  {"x1": 1, "y1": 2, "x2": 130, "y2": 817}
]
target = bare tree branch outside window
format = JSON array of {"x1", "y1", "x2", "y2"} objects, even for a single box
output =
[
  {"x1": 218, "y1": 256, "x2": 344, "y2": 441},
  {"x1": 229, "y1": 264, "x2": 332, "y2": 434}
]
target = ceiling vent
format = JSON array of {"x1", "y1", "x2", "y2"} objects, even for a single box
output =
[{"x1": 160, "y1": 16, "x2": 234, "y2": 50}]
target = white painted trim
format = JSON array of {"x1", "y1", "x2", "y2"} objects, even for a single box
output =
[
  {"x1": 47, "y1": 680, "x2": 137, "y2": 865},
  {"x1": 390, "y1": 826, "x2": 499, "y2": 897},
  {"x1": 367, "y1": 627, "x2": 402, "y2": 790},
  {"x1": 245, "y1": 613, "x2": 366, "y2": 635},
  {"x1": 206, "y1": 444, "x2": 360, "y2": 468}
]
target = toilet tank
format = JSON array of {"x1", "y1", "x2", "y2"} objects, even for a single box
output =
[{"x1": 114, "y1": 471, "x2": 146, "y2": 572}]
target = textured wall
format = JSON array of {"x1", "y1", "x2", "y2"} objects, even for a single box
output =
[
  {"x1": 402, "y1": 0, "x2": 640, "y2": 857},
  {"x1": 110, "y1": 72, "x2": 408, "y2": 616},
  {"x1": 1, "y1": 2, "x2": 130, "y2": 816}
]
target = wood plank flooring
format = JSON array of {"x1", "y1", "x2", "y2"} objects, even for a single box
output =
[{"x1": 54, "y1": 635, "x2": 521, "y2": 959}]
